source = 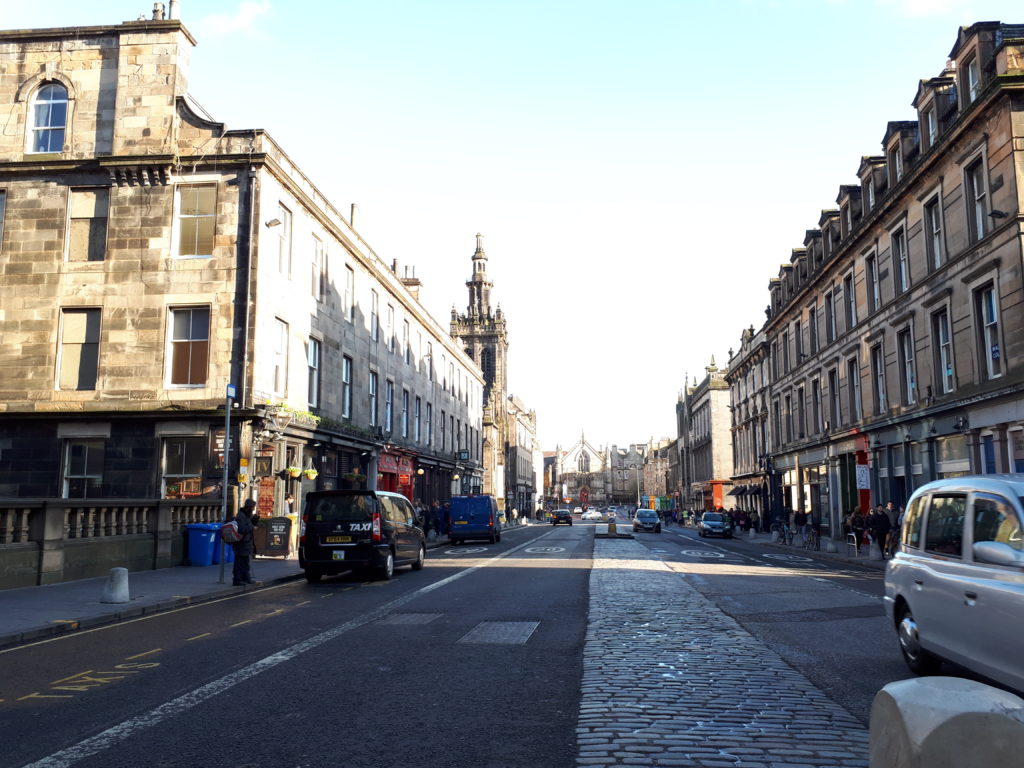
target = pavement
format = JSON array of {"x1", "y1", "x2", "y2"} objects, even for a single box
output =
[{"x1": 0, "y1": 519, "x2": 885, "y2": 652}]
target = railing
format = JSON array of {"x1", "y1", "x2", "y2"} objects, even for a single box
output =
[{"x1": 0, "y1": 498, "x2": 225, "y2": 589}]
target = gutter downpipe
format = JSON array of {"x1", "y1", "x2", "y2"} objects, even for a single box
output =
[{"x1": 240, "y1": 164, "x2": 258, "y2": 409}]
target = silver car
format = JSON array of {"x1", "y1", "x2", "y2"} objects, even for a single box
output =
[{"x1": 883, "y1": 474, "x2": 1024, "y2": 692}]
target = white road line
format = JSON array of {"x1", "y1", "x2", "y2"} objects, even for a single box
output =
[{"x1": 23, "y1": 530, "x2": 556, "y2": 768}]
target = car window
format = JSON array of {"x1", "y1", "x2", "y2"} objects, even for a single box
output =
[
  {"x1": 380, "y1": 496, "x2": 409, "y2": 525},
  {"x1": 973, "y1": 494, "x2": 1022, "y2": 552},
  {"x1": 902, "y1": 495, "x2": 924, "y2": 549},
  {"x1": 703, "y1": 513, "x2": 722, "y2": 522},
  {"x1": 307, "y1": 494, "x2": 375, "y2": 522},
  {"x1": 923, "y1": 494, "x2": 965, "y2": 557}
]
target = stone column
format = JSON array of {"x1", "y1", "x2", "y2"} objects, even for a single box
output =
[{"x1": 36, "y1": 502, "x2": 67, "y2": 585}]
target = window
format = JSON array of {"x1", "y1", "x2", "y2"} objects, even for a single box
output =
[
  {"x1": 386, "y1": 305, "x2": 395, "y2": 353},
  {"x1": 369, "y1": 372, "x2": 378, "y2": 427},
  {"x1": 277, "y1": 204, "x2": 292, "y2": 274},
  {"x1": 932, "y1": 309, "x2": 954, "y2": 394},
  {"x1": 162, "y1": 436, "x2": 204, "y2": 499},
  {"x1": 808, "y1": 303, "x2": 818, "y2": 354},
  {"x1": 371, "y1": 291, "x2": 379, "y2": 342},
  {"x1": 28, "y1": 83, "x2": 68, "y2": 153},
  {"x1": 0, "y1": 190, "x2": 6, "y2": 250},
  {"x1": 772, "y1": 399, "x2": 781, "y2": 448},
  {"x1": 811, "y1": 378, "x2": 822, "y2": 434},
  {"x1": 843, "y1": 273, "x2": 857, "y2": 330},
  {"x1": 311, "y1": 236, "x2": 324, "y2": 300},
  {"x1": 403, "y1": 320, "x2": 410, "y2": 365},
  {"x1": 272, "y1": 318, "x2": 288, "y2": 395},
  {"x1": 68, "y1": 188, "x2": 108, "y2": 262},
  {"x1": 865, "y1": 254, "x2": 880, "y2": 313},
  {"x1": 414, "y1": 396, "x2": 421, "y2": 442},
  {"x1": 344, "y1": 265, "x2": 355, "y2": 323},
  {"x1": 794, "y1": 319, "x2": 803, "y2": 362},
  {"x1": 440, "y1": 410, "x2": 446, "y2": 449},
  {"x1": 827, "y1": 368, "x2": 840, "y2": 429},
  {"x1": 973, "y1": 495, "x2": 1022, "y2": 553},
  {"x1": 847, "y1": 357, "x2": 862, "y2": 422},
  {"x1": 924, "y1": 495, "x2": 965, "y2": 557},
  {"x1": 384, "y1": 380, "x2": 394, "y2": 433},
  {"x1": 174, "y1": 184, "x2": 217, "y2": 258},
  {"x1": 964, "y1": 56, "x2": 980, "y2": 104},
  {"x1": 902, "y1": 495, "x2": 924, "y2": 549},
  {"x1": 864, "y1": 179, "x2": 875, "y2": 211},
  {"x1": 892, "y1": 227, "x2": 909, "y2": 293},
  {"x1": 965, "y1": 157, "x2": 988, "y2": 243},
  {"x1": 897, "y1": 328, "x2": 916, "y2": 405},
  {"x1": 824, "y1": 290, "x2": 836, "y2": 344},
  {"x1": 401, "y1": 389, "x2": 409, "y2": 438},
  {"x1": 450, "y1": 415, "x2": 455, "y2": 450},
  {"x1": 888, "y1": 144, "x2": 903, "y2": 184},
  {"x1": 782, "y1": 330, "x2": 790, "y2": 373},
  {"x1": 59, "y1": 308, "x2": 100, "y2": 390},
  {"x1": 307, "y1": 338, "x2": 321, "y2": 409},
  {"x1": 63, "y1": 438, "x2": 104, "y2": 498},
  {"x1": 169, "y1": 307, "x2": 209, "y2": 387},
  {"x1": 771, "y1": 340, "x2": 779, "y2": 380},
  {"x1": 796, "y1": 386, "x2": 806, "y2": 438},
  {"x1": 449, "y1": 362, "x2": 455, "y2": 394},
  {"x1": 923, "y1": 106, "x2": 937, "y2": 149},
  {"x1": 871, "y1": 343, "x2": 887, "y2": 414},
  {"x1": 784, "y1": 394, "x2": 793, "y2": 442},
  {"x1": 921, "y1": 197, "x2": 943, "y2": 271},
  {"x1": 426, "y1": 402, "x2": 433, "y2": 445},
  {"x1": 341, "y1": 355, "x2": 353, "y2": 418},
  {"x1": 976, "y1": 284, "x2": 1001, "y2": 379},
  {"x1": 426, "y1": 342, "x2": 433, "y2": 381}
]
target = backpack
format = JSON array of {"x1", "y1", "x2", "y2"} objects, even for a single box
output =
[{"x1": 220, "y1": 519, "x2": 242, "y2": 544}]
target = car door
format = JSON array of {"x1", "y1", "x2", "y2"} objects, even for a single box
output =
[
  {"x1": 961, "y1": 492, "x2": 1024, "y2": 691},
  {"x1": 913, "y1": 493, "x2": 971, "y2": 664}
]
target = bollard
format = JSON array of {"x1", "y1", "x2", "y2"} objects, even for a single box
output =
[
  {"x1": 748, "y1": 527, "x2": 757, "y2": 541},
  {"x1": 608, "y1": 519, "x2": 617, "y2": 535},
  {"x1": 101, "y1": 567, "x2": 130, "y2": 604}
]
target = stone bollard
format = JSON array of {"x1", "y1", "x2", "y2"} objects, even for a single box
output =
[
  {"x1": 101, "y1": 567, "x2": 130, "y2": 603},
  {"x1": 870, "y1": 677, "x2": 1024, "y2": 767},
  {"x1": 770, "y1": 529, "x2": 780, "y2": 543},
  {"x1": 748, "y1": 528, "x2": 757, "y2": 541},
  {"x1": 825, "y1": 538, "x2": 839, "y2": 553}
]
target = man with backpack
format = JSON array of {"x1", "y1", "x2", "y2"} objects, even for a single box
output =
[{"x1": 231, "y1": 499, "x2": 258, "y2": 585}]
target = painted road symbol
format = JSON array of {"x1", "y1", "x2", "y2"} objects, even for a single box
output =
[
  {"x1": 445, "y1": 547, "x2": 488, "y2": 555},
  {"x1": 762, "y1": 554, "x2": 813, "y2": 562},
  {"x1": 681, "y1": 550, "x2": 725, "y2": 558},
  {"x1": 524, "y1": 546, "x2": 566, "y2": 553}
]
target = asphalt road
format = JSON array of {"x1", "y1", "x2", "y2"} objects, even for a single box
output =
[
  {"x1": 1, "y1": 523, "x2": 589, "y2": 768},
  {"x1": 630, "y1": 522, "x2": 909, "y2": 725}
]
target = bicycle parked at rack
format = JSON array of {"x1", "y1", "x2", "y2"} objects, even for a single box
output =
[{"x1": 804, "y1": 527, "x2": 821, "y2": 551}]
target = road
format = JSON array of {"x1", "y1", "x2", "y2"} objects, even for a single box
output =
[{"x1": 2, "y1": 516, "x2": 919, "y2": 767}]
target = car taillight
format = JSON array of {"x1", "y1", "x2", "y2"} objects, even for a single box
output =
[
  {"x1": 372, "y1": 511, "x2": 382, "y2": 543},
  {"x1": 299, "y1": 513, "x2": 308, "y2": 545}
]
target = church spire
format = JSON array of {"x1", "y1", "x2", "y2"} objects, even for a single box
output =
[{"x1": 467, "y1": 232, "x2": 493, "y2": 317}]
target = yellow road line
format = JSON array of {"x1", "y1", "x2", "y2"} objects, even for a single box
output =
[
  {"x1": 19, "y1": 692, "x2": 73, "y2": 700},
  {"x1": 50, "y1": 670, "x2": 93, "y2": 685},
  {"x1": 264, "y1": 609, "x2": 284, "y2": 617},
  {"x1": 185, "y1": 633, "x2": 211, "y2": 641},
  {"x1": 295, "y1": 601, "x2": 311, "y2": 606},
  {"x1": 229, "y1": 620, "x2": 252, "y2": 628},
  {"x1": 125, "y1": 649, "x2": 161, "y2": 660},
  {"x1": 51, "y1": 620, "x2": 79, "y2": 628}
]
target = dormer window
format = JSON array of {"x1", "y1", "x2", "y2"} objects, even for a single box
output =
[
  {"x1": 863, "y1": 179, "x2": 875, "y2": 211},
  {"x1": 842, "y1": 205, "x2": 851, "y2": 235},
  {"x1": 888, "y1": 144, "x2": 903, "y2": 184},
  {"x1": 923, "y1": 106, "x2": 937, "y2": 149},
  {"x1": 964, "y1": 56, "x2": 980, "y2": 104},
  {"x1": 28, "y1": 82, "x2": 68, "y2": 153}
]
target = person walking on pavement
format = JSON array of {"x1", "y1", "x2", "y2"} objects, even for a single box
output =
[
  {"x1": 847, "y1": 509, "x2": 867, "y2": 553},
  {"x1": 868, "y1": 505, "x2": 892, "y2": 558},
  {"x1": 233, "y1": 499, "x2": 258, "y2": 585},
  {"x1": 431, "y1": 501, "x2": 442, "y2": 540}
]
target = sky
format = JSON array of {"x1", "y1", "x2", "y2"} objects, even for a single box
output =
[{"x1": 6, "y1": 0, "x2": 1023, "y2": 450}]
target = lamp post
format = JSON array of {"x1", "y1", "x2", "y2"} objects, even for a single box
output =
[{"x1": 631, "y1": 464, "x2": 641, "y2": 509}]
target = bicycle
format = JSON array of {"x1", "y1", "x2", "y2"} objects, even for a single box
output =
[
  {"x1": 804, "y1": 527, "x2": 821, "y2": 551},
  {"x1": 780, "y1": 523, "x2": 793, "y2": 546}
]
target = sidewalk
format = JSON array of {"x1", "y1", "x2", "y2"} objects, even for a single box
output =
[{"x1": 0, "y1": 534, "x2": 458, "y2": 651}]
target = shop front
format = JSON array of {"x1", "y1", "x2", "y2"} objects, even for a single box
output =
[{"x1": 378, "y1": 453, "x2": 414, "y2": 499}]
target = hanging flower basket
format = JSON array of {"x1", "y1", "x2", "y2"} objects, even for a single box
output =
[
  {"x1": 303, "y1": 468, "x2": 319, "y2": 480},
  {"x1": 286, "y1": 466, "x2": 302, "y2": 478},
  {"x1": 342, "y1": 472, "x2": 366, "y2": 482}
]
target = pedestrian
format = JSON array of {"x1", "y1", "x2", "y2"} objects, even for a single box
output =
[
  {"x1": 232, "y1": 499, "x2": 258, "y2": 585},
  {"x1": 868, "y1": 505, "x2": 892, "y2": 557},
  {"x1": 793, "y1": 508, "x2": 808, "y2": 544},
  {"x1": 442, "y1": 502, "x2": 451, "y2": 537},
  {"x1": 847, "y1": 509, "x2": 866, "y2": 552},
  {"x1": 749, "y1": 509, "x2": 759, "y2": 532},
  {"x1": 511, "y1": 508, "x2": 519, "y2": 526},
  {"x1": 431, "y1": 501, "x2": 442, "y2": 539}
]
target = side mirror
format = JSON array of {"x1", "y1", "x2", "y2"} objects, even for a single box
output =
[{"x1": 973, "y1": 541, "x2": 1024, "y2": 568}]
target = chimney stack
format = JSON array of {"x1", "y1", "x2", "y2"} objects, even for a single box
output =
[
  {"x1": 168, "y1": 0, "x2": 179, "y2": 19},
  {"x1": 350, "y1": 203, "x2": 358, "y2": 228},
  {"x1": 152, "y1": 3, "x2": 165, "y2": 20}
]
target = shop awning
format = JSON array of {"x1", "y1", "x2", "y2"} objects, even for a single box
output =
[{"x1": 727, "y1": 487, "x2": 742, "y2": 496}]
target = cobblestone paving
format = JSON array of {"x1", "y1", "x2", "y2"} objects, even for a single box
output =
[{"x1": 578, "y1": 538, "x2": 869, "y2": 768}]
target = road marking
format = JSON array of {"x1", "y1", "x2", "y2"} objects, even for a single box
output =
[
  {"x1": 22, "y1": 529, "x2": 557, "y2": 768},
  {"x1": 125, "y1": 649, "x2": 161, "y2": 660},
  {"x1": 445, "y1": 547, "x2": 488, "y2": 554},
  {"x1": 50, "y1": 620, "x2": 79, "y2": 628},
  {"x1": 185, "y1": 633, "x2": 211, "y2": 642},
  {"x1": 295, "y1": 601, "x2": 311, "y2": 607},
  {"x1": 763, "y1": 554, "x2": 813, "y2": 562},
  {"x1": 680, "y1": 550, "x2": 726, "y2": 558},
  {"x1": 229, "y1": 620, "x2": 252, "y2": 628},
  {"x1": 524, "y1": 546, "x2": 566, "y2": 553},
  {"x1": 19, "y1": 692, "x2": 73, "y2": 701}
]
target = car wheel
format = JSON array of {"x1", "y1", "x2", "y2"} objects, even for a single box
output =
[
  {"x1": 304, "y1": 568, "x2": 322, "y2": 584},
  {"x1": 496, "y1": 532, "x2": 501, "y2": 542},
  {"x1": 489, "y1": 532, "x2": 496, "y2": 543},
  {"x1": 411, "y1": 543, "x2": 426, "y2": 571},
  {"x1": 897, "y1": 603, "x2": 940, "y2": 675},
  {"x1": 569, "y1": 521, "x2": 573, "y2": 525},
  {"x1": 376, "y1": 550, "x2": 395, "y2": 581},
  {"x1": 655, "y1": 526, "x2": 661, "y2": 533}
]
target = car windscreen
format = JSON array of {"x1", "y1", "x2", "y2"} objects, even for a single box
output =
[
  {"x1": 703, "y1": 513, "x2": 724, "y2": 522},
  {"x1": 306, "y1": 494, "x2": 376, "y2": 522},
  {"x1": 637, "y1": 511, "x2": 657, "y2": 519}
]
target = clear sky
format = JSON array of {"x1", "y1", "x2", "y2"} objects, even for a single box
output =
[{"x1": 7, "y1": 0, "x2": 1022, "y2": 450}]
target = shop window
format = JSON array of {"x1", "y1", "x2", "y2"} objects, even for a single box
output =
[
  {"x1": 63, "y1": 438, "x2": 104, "y2": 498},
  {"x1": 163, "y1": 436, "x2": 205, "y2": 498}
]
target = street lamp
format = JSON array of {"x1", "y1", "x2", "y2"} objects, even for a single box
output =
[{"x1": 631, "y1": 464, "x2": 641, "y2": 509}]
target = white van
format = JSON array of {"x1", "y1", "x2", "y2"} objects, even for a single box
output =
[{"x1": 883, "y1": 474, "x2": 1024, "y2": 692}]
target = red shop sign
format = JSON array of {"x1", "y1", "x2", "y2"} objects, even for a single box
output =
[{"x1": 379, "y1": 454, "x2": 399, "y2": 473}]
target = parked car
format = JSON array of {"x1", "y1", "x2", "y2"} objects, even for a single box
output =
[
  {"x1": 697, "y1": 511, "x2": 734, "y2": 538},
  {"x1": 883, "y1": 475, "x2": 1024, "y2": 693},
  {"x1": 449, "y1": 494, "x2": 501, "y2": 544},
  {"x1": 552, "y1": 509, "x2": 574, "y2": 526},
  {"x1": 299, "y1": 490, "x2": 426, "y2": 583},
  {"x1": 632, "y1": 509, "x2": 661, "y2": 533}
]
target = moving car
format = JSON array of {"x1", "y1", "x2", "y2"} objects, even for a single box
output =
[
  {"x1": 552, "y1": 509, "x2": 574, "y2": 526},
  {"x1": 697, "y1": 511, "x2": 734, "y2": 538},
  {"x1": 299, "y1": 490, "x2": 426, "y2": 582},
  {"x1": 449, "y1": 494, "x2": 501, "y2": 544},
  {"x1": 573, "y1": 506, "x2": 584, "y2": 515},
  {"x1": 581, "y1": 509, "x2": 603, "y2": 521},
  {"x1": 884, "y1": 475, "x2": 1024, "y2": 693},
  {"x1": 633, "y1": 509, "x2": 661, "y2": 533}
]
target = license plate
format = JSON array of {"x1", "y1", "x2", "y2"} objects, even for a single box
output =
[
  {"x1": 325, "y1": 536, "x2": 351, "y2": 543},
  {"x1": 332, "y1": 551, "x2": 345, "y2": 561},
  {"x1": 455, "y1": 520, "x2": 468, "y2": 525}
]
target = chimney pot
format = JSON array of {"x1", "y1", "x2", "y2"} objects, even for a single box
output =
[
  {"x1": 168, "y1": 0, "x2": 179, "y2": 19},
  {"x1": 350, "y1": 203, "x2": 358, "y2": 228},
  {"x1": 153, "y1": 3, "x2": 165, "y2": 20}
]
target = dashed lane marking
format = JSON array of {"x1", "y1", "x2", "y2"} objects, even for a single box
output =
[
  {"x1": 185, "y1": 634, "x2": 210, "y2": 642},
  {"x1": 125, "y1": 649, "x2": 161, "y2": 660}
]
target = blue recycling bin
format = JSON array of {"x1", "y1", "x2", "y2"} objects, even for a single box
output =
[
  {"x1": 213, "y1": 530, "x2": 234, "y2": 564},
  {"x1": 186, "y1": 523, "x2": 219, "y2": 567}
]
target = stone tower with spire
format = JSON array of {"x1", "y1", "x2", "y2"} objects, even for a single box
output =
[{"x1": 450, "y1": 233, "x2": 509, "y2": 408}]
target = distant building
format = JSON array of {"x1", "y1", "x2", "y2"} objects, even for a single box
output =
[
  {"x1": 609, "y1": 443, "x2": 646, "y2": 506},
  {"x1": 678, "y1": 359, "x2": 734, "y2": 510},
  {"x1": 555, "y1": 435, "x2": 609, "y2": 507}
]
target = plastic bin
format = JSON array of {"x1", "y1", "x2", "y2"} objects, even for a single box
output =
[
  {"x1": 186, "y1": 523, "x2": 220, "y2": 567},
  {"x1": 213, "y1": 532, "x2": 234, "y2": 564}
]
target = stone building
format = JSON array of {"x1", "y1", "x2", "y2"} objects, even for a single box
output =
[
  {"x1": 555, "y1": 435, "x2": 610, "y2": 508},
  {"x1": 678, "y1": 360, "x2": 734, "y2": 510},
  {"x1": 725, "y1": 327, "x2": 770, "y2": 523},
  {"x1": 641, "y1": 437, "x2": 673, "y2": 507},
  {"x1": 609, "y1": 443, "x2": 645, "y2": 506},
  {"x1": 742, "y1": 21, "x2": 1024, "y2": 538},
  {"x1": 0, "y1": 10, "x2": 484, "y2": 522}
]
